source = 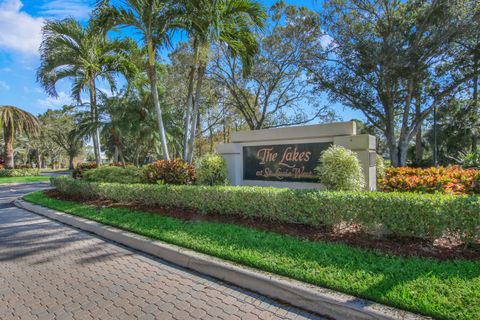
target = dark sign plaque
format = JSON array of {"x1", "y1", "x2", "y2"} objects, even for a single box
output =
[{"x1": 243, "y1": 142, "x2": 332, "y2": 183}]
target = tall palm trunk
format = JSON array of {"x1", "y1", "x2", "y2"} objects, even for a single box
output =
[
  {"x1": 183, "y1": 38, "x2": 199, "y2": 161},
  {"x1": 146, "y1": 45, "x2": 170, "y2": 160},
  {"x1": 3, "y1": 123, "x2": 14, "y2": 169},
  {"x1": 187, "y1": 61, "x2": 206, "y2": 163},
  {"x1": 89, "y1": 79, "x2": 102, "y2": 165}
]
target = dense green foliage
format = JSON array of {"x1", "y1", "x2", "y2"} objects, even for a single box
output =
[
  {"x1": 144, "y1": 160, "x2": 196, "y2": 185},
  {"x1": 72, "y1": 162, "x2": 98, "y2": 179},
  {"x1": 195, "y1": 153, "x2": 228, "y2": 185},
  {"x1": 376, "y1": 154, "x2": 385, "y2": 181},
  {"x1": 457, "y1": 151, "x2": 480, "y2": 169},
  {"x1": 24, "y1": 190, "x2": 480, "y2": 320},
  {"x1": 82, "y1": 166, "x2": 145, "y2": 184},
  {"x1": 0, "y1": 168, "x2": 40, "y2": 177},
  {"x1": 316, "y1": 146, "x2": 365, "y2": 191},
  {"x1": 51, "y1": 176, "x2": 480, "y2": 244}
]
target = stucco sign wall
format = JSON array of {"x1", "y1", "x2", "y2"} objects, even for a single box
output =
[{"x1": 217, "y1": 121, "x2": 377, "y2": 190}]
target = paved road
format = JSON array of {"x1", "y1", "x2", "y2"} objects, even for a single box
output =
[{"x1": 0, "y1": 184, "x2": 322, "y2": 320}]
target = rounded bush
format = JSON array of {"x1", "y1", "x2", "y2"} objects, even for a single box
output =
[
  {"x1": 315, "y1": 145, "x2": 365, "y2": 191},
  {"x1": 195, "y1": 154, "x2": 228, "y2": 186},
  {"x1": 144, "y1": 159, "x2": 196, "y2": 185}
]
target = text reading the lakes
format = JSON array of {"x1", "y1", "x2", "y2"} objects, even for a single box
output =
[{"x1": 243, "y1": 142, "x2": 331, "y2": 183}]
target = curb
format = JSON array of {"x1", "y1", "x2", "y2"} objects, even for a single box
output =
[{"x1": 15, "y1": 199, "x2": 429, "y2": 320}]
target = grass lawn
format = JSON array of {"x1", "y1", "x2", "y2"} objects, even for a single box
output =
[
  {"x1": 24, "y1": 191, "x2": 480, "y2": 320},
  {"x1": 0, "y1": 176, "x2": 50, "y2": 184}
]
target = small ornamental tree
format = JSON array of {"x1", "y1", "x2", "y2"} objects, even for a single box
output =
[{"x1": 316, "y1": 145, "x2": 365, "y2": 191}]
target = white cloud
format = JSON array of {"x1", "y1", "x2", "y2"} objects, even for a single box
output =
[
  {"x1": 0, "y1": 0, "x2": 44, "y2": 55},
  {"x1": 37, "y1": 91, "x2": 73, "y2": 108},
  {"x1": 39, "y1": 0, "x2": 92, "y2": 20},
  {"x1": 0, "y1": 80, "x2": 10, "y2": 90}
]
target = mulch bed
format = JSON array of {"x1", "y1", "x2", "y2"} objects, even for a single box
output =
[{"x1": 44, "y1": 189, "x2": 480, "y2": 261}]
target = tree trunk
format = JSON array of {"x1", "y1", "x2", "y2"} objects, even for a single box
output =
[
  {"x1": 68, "y1": 155, "x2": 75, "y2": 170},
  {"x1": 114, "y1": 146, "x2": 119, "y2": 163},
  {"x1": 3, "y1": 124, "x2": 14, "y2": 169},
  {"x1": 398, "y1": 137, "x2": 409, "y2": 167},
  {"x1": 415, "y1": 97, "x2": 423, "y2": 164},
  {"x1": 183, "y1": 38, "x2": 199, "y2": 161},
  {"x1": 89, "y1": 79, "x2": 102, "y2": 165},
  {"x1": 472, "y1": 57, "x2": 478, "y2": 152},
  {"x1": 187, "y1": 61, "x2": 207, "y2": 163},
  {"x1": 146, "y1": 45, "x2": 170, "y2": 160},
  {"x1": 385, "y1": 109, "x2": 399, "y2": 167}
]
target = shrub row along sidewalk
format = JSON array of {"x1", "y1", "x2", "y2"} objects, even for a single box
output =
[
  {"x1": 51, "y1": 176, "x2": 480, "y2": 243},
  {"x1": 25, "y1": 189, "x2": 479, "y2": 320}
]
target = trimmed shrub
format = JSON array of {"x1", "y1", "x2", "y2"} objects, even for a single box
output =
[
  {"x1": 195, "y1": 153, "x2": 228, "y2": 186},
  {"x1": 316, "y1": 145, "x2": 365, "y2": 191},
  {"x1": 72, "y1": 162, "x2": 97, "y2": 179},
  {"x1": 51, "y1": 176, "x2": 480, "y2": 244},
  {"x1": 0, "y1": 168, "x2": 40, "y2": 177},
  {"x1": 144, "y1": 159, "x2": 196, "y2": 185},
  {"x1": 82, "y1": 166, "x2": 145, "y2": 184},
  {"x1": 381, "y1": 166, "x2": 480, "y2": 194}
]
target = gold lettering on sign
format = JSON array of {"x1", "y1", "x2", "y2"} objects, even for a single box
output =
[
  {"x1": 257, "y1": 148, "x2": 278, "y2": 164},
  {"x1": 244, "y1": 142, "x2": 330, "y2": 182},
  {"x1": 279, "y1": 147, "x2": 311, "y2": 167}
]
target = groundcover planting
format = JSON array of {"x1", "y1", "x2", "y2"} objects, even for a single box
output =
[
  {"x1": 24, "y1": 191, "x2": 480, "y2": 320},
  {"x1": 0, "y1": 176, "x2": 50, "y2": 184}
]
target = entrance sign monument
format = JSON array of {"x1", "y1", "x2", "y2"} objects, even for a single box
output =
[{"x1": 217, "y1": 121, "x2": 377, "y2": 190}]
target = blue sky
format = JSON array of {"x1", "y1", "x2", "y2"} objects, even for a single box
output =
[{"x1": 0, "y1": 0, "x2": 363, "y2": 121}]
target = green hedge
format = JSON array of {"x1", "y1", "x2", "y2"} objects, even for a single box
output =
[
  {"x1": 0, "y1": 168, "x2": 40, "y2": 177},
  {"x1": 51, "y1": 176, "x2": 480, "y2": 243},
  {"x1": 82, "y1": 166, "x2": 146, "y2": 184}
]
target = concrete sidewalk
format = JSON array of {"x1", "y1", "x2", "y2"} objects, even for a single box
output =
[{"x1": 0, "y1": 184, "x2": 321, "y2": 320}]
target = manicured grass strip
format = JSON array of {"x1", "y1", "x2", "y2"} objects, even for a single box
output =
[
  {"x1": 0, "y1": 176, "x2": 50, "y2": 184},
  {"x1": 24, "y1": 191, "x2": 480, "y2": 320}
]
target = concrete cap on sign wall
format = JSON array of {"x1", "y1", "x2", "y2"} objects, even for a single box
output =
[{"x1": 231, "y1": 121, "x2": 357, "y2": 143}]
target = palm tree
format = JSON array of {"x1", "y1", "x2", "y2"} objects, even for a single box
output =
[
  {"x1": 0, "y1": 106, "x2": 40, "y2": 169},
  {"x1": 37, "y1": 18, "x2": 135, "y2": 165},
  {"x1": 180, "y1": 0, "x2": 266, "y2": 162},
  {"x1": 94, "y1": 0, "x2": 182, "y2": 160}
]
